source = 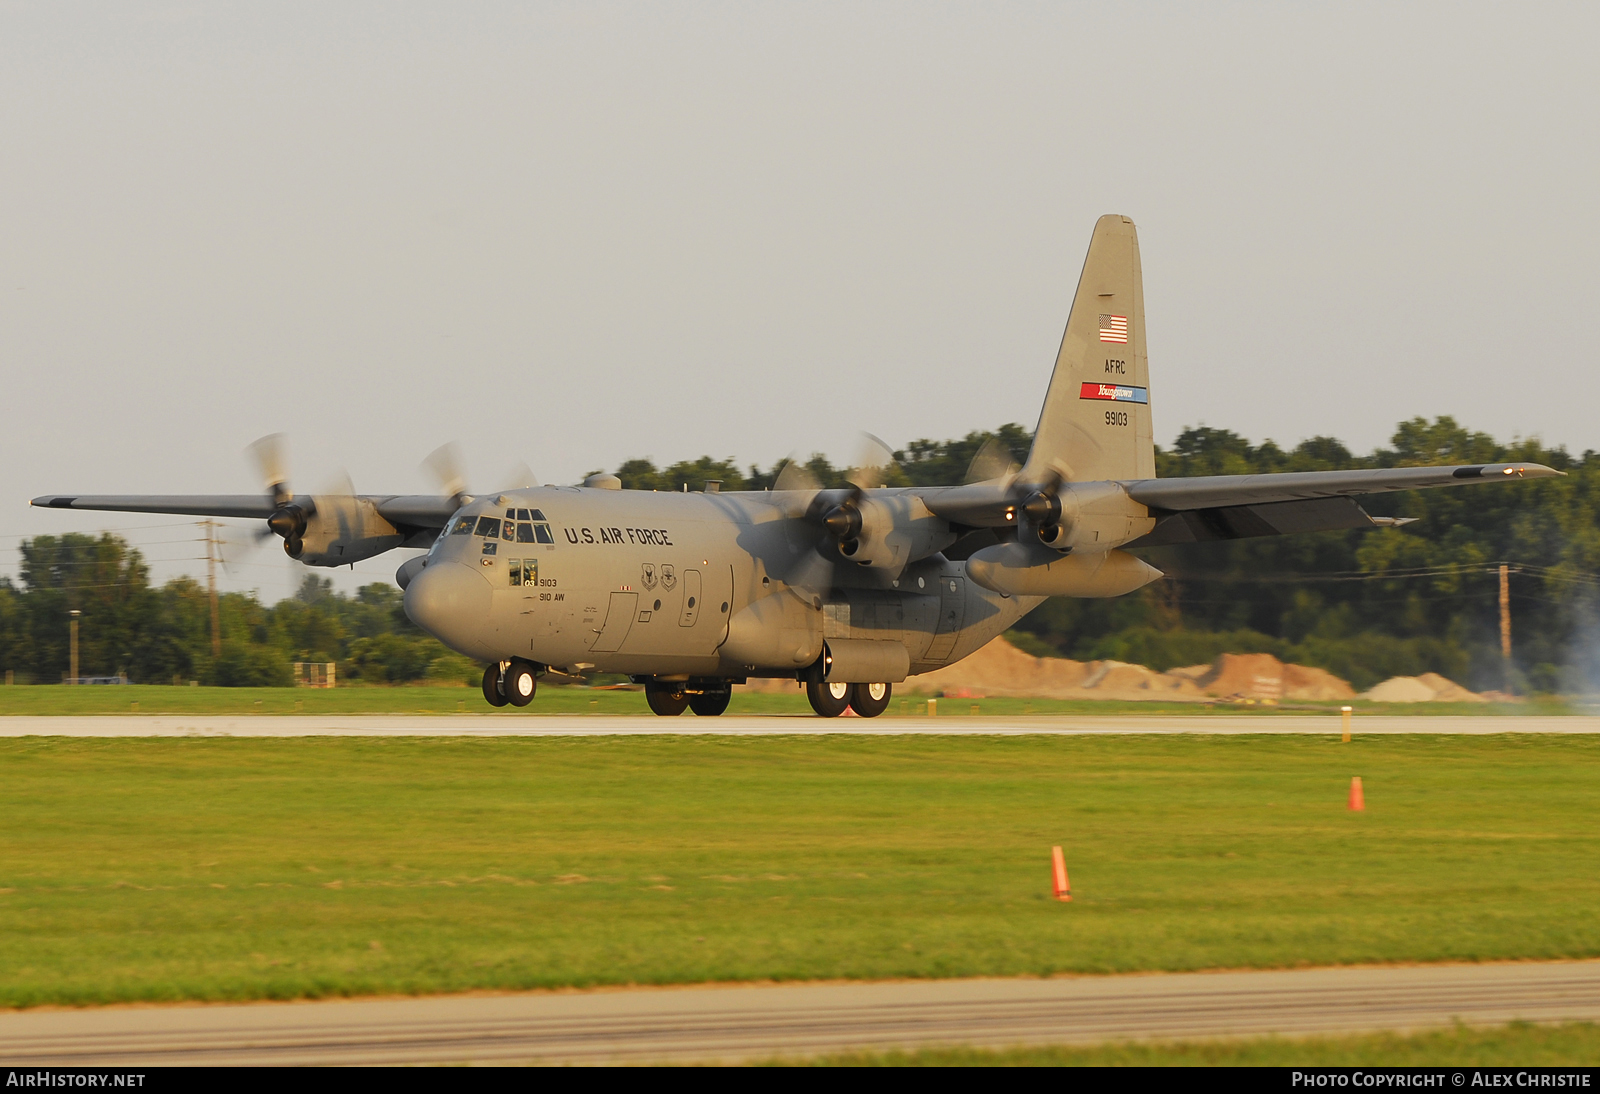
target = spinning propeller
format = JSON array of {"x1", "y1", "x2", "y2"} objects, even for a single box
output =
[
  {"x1": 774, "y1": 434, "x2": 898, "y2": 606},
  {"x1": 248, "y1": 433, "x2": 313, "y2": 558}
]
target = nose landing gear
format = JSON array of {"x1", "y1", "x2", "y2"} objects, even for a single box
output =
[{"x1": 483, "y1": 659, "x2": 539, "y2": 708}]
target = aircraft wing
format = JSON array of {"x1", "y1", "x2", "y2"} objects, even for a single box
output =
[
  {"x1": 1120, "y1": 461, "x2": 1562, "y2": 547},
  {"x1": 916, "y1": 461, "x2": 1561, "y2": 543},
  {"x1": 30, "y1": 494, "x2": 461, "y2": 528}
]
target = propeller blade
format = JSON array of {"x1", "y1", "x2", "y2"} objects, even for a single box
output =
[
  {"x1": 247, "y1": 433, "x2": 292, "y2": 508},
  {"x1": 423, "y1": 442, "x2": 469, "y2": 502},
  {"x1": 502, "y1": 461, "x2": 539, "y2": 491},
  {"x1": 964, "y1": 436, "x2": 1020, "y2": 485},
  {"x1": 845, "y1": 432, "x2": 895, "y2": 493},
  {"x1": 773, "y1": 455, "x2": 821, "y2": 494},
  {"x1": 783, "y1": 540, "x2": 834, "y2": 610}
]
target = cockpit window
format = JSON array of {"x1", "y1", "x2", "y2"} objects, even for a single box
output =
[
  {"x1": 534, "y1": 524, "x2": 555, "y2": 544},
  {"x1": 450, "y1": 516, "x2": 475, "y2": 535},
  {"x1": 501, "y1": 519, "x2": 517, "y2": 540},
  {"x1": 516, "y1": 522, "x2": 535, "y2": 543},
  {"x1": 529, "y1": 509, "x2": 547, "y2": 522},
  {"x1": 473, "y1": 516, "x2": 501, "y2": 538}
]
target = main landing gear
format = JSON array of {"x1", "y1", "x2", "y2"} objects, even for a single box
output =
[
  {"x1": 806, "y1": 679, "x2": 892, "y2": 718},
  {"x1": 644, "y1": 680, "x2": 733, "y2": 717},
  {"x1": 482, "y1": 659, "x2": 538, "y2": 708}
]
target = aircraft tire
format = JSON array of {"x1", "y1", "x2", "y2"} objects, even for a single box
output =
[
  {"x1": 505, "y1": 661, "x2": 537, "y2": 707},
  {"x1": 645, "y1": 685, "x2": 690, "y2": 716},
  {"x1": 481, "y1": 663, "x2": 509, "y2": 708},
  {"x1": 806, "y1": 679, "x2": 852, "y2": 718},
  {"x1": 689, "y1": 689, "x2": 731, "y2": 717},
  {"x1": 849, "y1": 681, "x2": 892, "y2": 718}
]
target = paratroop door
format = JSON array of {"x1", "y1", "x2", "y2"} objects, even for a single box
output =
[{"x1": 590, "y1": 592, "x2": 638, "y2": 653}]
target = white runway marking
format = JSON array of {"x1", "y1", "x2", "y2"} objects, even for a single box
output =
[
  {"x1": 1, "y1": 714, "x2": 1598, "y2": 737},
  {"x1": 1, "y1": 961, "x2": 1596, "y2": 1065}
]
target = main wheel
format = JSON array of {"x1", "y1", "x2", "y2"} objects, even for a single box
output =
[
  {"x1": 806, "y1": 678, "x2": 852, "y2": 718},
  {"x1": 850, "y1": 681, "x2": 892, "y2": 718},
  {"x1": 689, "y1": 689, "x2": 731, "y2": 717},
  {"x1": 505, "y1": 661, "x2": 537, "y2": 707},
  {"x1": 481, "y1": 663, "x2": 509, "y2": 707},
  {"x1": 645, "y1": 684, "x2": 690, "y2": 716}
]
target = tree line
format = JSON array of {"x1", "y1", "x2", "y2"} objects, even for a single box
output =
[{"x1": 2, "y1": 416, "x2": 1594, "y2": 691}]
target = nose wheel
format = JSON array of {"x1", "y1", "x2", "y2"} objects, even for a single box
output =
[
  {"x1": 482, "y1": 663, "x2": 509, "y2": 707},
  {"x1": 483, "y1": 660, "x2": 538, "y2": 708}
]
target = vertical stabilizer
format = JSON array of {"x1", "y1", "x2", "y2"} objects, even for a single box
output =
[{"x1": 1020, "y1": 215, "x2": 1154, "y2": 485}]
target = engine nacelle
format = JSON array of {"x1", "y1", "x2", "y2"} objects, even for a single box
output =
[
  {"x1": 285, "y1": 496, "x2": 405, "y2": 567},
  {"x1": 967, "y1": 541, "x2": 1163, "y2": 598},
  {"x1": 833, "y1": 495, "x2": 955, "y2": 578},
  {"x1": 1033, "y1": 482, "x2": 1155, "y2": 552}
]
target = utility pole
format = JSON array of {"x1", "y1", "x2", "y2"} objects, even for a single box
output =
[
  {"x1": 201, "y1": 520, "x2": 221, "y2": 658},
  {"x1": 1499, "y1": 562, "x2": 1512, "y2": 692},
  {"x1": 68, "y1": 609, "x2": 81, "y2": 685}
]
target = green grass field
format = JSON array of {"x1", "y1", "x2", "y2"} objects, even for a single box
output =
[
  {"x1": 0, "y1": 733, "x2": 1596, "y2": 1008},
  {"x1": 0, "y1": 683, "x2": 1571, "y2": 717},
  {"x1": 766, "y1": 1022, "x2": 1600, "y2": 1066}
]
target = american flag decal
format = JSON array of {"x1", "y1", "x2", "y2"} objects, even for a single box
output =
[{"x1": 1098, "y1": 314, "x2": 1129, "y2": 343}]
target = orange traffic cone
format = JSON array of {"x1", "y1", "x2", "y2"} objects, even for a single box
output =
[
  {"x1": 1348, "y1": 776, "x2": 1365, "y2": 812},
  {"x1": 1051, "y1": 845, "x2": 1071, "y2": 902}
]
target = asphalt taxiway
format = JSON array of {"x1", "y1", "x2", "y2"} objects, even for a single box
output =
[
  {"x1": 2, "y1": 961, "x2": 1596, "y2": 1065},
  {"x1": 1, "y1": 713, "x2": 1597, "y2": 736}
]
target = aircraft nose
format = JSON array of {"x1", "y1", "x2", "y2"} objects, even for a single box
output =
[{"x1": 404, "y1": 560, "x2": 493, "y2": 654}]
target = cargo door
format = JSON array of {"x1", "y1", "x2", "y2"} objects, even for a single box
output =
[
  {"x1": 590, "y1": 592, "x2": 638, "y2": 653},
  {"x1": 922, "y1": 576, "x2": 966, "y2": 662}
]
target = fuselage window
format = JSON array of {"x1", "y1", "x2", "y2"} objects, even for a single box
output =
[
  {"x1": 474, "y1": 516, "x2": 501, "y2": 538},
  {"x1": 509, "y1": 558, "x2": 522, "y2": 585},
  {"x1": 516, "y1": 522, "x2": 535, "y2": 543},
  {"x1": 534, "y1": 524, "x2": 554, "y2": 544},
  {"x1": 451, "y1": 516, "x2": 476, "y2": 535}
]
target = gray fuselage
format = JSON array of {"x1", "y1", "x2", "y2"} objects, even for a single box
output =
[{"x1": 402, "y1": 486, "x2": 1040, "y2": 681}]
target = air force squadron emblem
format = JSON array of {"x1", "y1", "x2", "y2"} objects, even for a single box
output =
[
  {"x1": 661, "y1": 564, "x2": 677, "y2": 591},
  {"x1": 641, "y1": 563, "x2": 657, "y2": 589}
]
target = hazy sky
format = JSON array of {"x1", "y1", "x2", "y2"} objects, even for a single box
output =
[{"x1": 3, "y1": 2, "x2": 1596, "y2": 602}]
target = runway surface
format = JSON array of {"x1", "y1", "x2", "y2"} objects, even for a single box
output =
[
  {"x1": 1, "y1": 713, "x2": 1597, "y2": 736},
  {"x1": 2, "y1": 961, "x2": 1597, "y2": 1065}
]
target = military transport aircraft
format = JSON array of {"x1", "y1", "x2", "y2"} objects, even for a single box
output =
[{"x1": 32, "y1": 215, "x2": 1559, "y2": 716}]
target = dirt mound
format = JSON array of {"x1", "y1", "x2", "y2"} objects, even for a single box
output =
[
  {"x1": 1363, "y1": 673, "x2": 1487, "y2": 703},
  {"x1": 742, "y1": 637, "x2": 1356, "y2": 704},
  {"x1": 891, "y1": 639, "x2": 1207, "y2": 701},
  {"x1": 1183, "y1": 652, "x2": 1356, "y2": 701}
]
